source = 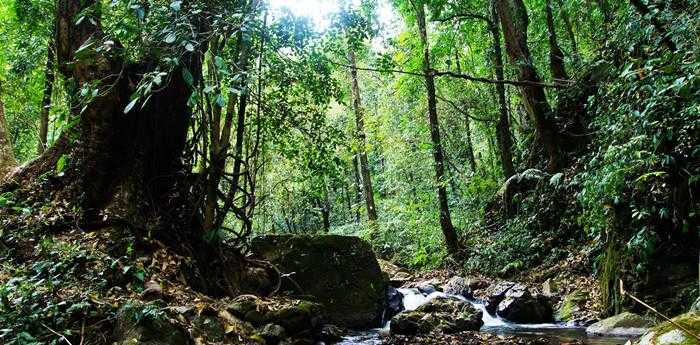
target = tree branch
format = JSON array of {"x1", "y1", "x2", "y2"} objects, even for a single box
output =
[{"x1": 328, "y1": 60, "x2": 569, "y2": 88}]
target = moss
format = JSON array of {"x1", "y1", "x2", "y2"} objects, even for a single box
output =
[
  {"x1": 644, "y1": 312, "x2": 700, "y2": 345},
  {"x1": 251, "y1": 235, "x2": 387, "y2": 328},
  {"x1": 556, "y1": 290, "x2": 589, "y2": 321}
]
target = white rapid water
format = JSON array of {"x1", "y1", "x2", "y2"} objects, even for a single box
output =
[{"x1": 338, "y1": 287, "x2": 627, "y2": 345}]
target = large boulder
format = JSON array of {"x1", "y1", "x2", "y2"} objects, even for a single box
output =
[
  {"x1": 484, "y1": 281, "x2": 517, "y2": 314},
  {"x1": 251, "y1": 235, "x2": 387, "y2": 328},
  {"x1": 390, "y1": 297, "x2": 483, "y2": 335},
  {"x1": 586, "y1": 312, "x2": 654, "y2": 337},
  {"x1": 496, "y1": 285, "x2": 553, "y2": 324},
  {"x1": 636, "y1": 311, "x2": 700, "y2": 345}
]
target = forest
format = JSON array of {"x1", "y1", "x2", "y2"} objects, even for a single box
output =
[{"x1": 0, "y1": 0, "x2": 698, "y2": 343}]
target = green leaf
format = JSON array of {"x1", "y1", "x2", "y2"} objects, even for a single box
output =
[
  {"x1": 164, "y1": 32, "x2": 176, "y2": 44},
  {"x1": 56, "y1": 155, "x2": 68, "y2": 174},
  {"x1": 123, "y1": 98, "x2": 139, "y2": 114},
  {"x1": 182, "y1": 68, "x2": 194, "y2": 86}
]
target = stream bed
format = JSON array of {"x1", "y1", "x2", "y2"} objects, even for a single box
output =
[{"x1": 337, "y1": 288, "x2": 632, "y2": 345}]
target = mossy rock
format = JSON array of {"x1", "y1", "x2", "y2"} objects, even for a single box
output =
[
  {"x1": 114, "y1": 303, "x2": 190, "y2": 345},
  {"x1": 251, "y1": 235, "x2": 387, "y2": 328},
  {"x1": 586, "y1": 311, "x2": 653, "y2": 337},
  {"x1": 637, "y1": 312, "x2": 700, "y2": 345},
  {"x1": 556, "y1": 289, "x2": 589, "y2": 322},
  {"x1": 390, "y1": 297, "x2": 483, "y2": 335},
  {"x1": 192, "y1": 315, "x2": 225, "y2": 343}
]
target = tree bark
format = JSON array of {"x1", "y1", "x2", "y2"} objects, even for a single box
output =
[
  {"x1": 489, "y1": 2, "x2": 516, "y2": 178},
  {"x1": 55, "y1": 0, "x2": 200, "y2": 232},
  {"x1": 0, "y1": 81, "x2": 17, "y2": 178},
  {"x1": 38, "y1": 39, "x2": 55, "y2": 154},
  {"x1": 545, "y1": 0, "x2": 568, "y2": 82},
  {"x1": 495, "y1": 0, "x2": 559, "y2": 171},
  {"x1": 348, "y1": 49, "x2": 378, "y2": 223},
  {"x1": 414, "y1": 1, "x2": 461, "y2": 256},
  {"x1": 555, "y1": 0, "x2": 579, "y2": 63},
  {"x1": 463, "y1": 108, "x2": 477, "y2": 172},
  {"x1": 352, "y1": 155, "x2": 362, "y2": 223}
]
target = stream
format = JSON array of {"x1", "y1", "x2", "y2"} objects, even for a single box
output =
[{"x1": 337, "y1": 288, "x2": 631, "y2": 345}]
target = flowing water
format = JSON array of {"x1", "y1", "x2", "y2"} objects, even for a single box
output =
[{"x1": 337, "y1": 288, "x2": 632, "y2": 345}]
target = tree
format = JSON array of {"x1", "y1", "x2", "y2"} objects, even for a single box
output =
[
  {"x1": 37, "y1": 38, "x2": 54, "y2": 153},
  {"x1": 489, "y1": 1, "x2": 516, "y2": 178},
  {"x1": 0, "y1": 80, "x2": 16, "y2": 177},
  {"x1": 545, "y1": 0, "x2": 568, "y2": 82},
  {"x1": 495, "y1": 0, "x2": 560, "y2": 171},
  {"x1": 413, "y1": 0, "x2": 461, "y2": 255},
  {"x1": 348, "y1": 49, "x2": 379, "y2": 223}
]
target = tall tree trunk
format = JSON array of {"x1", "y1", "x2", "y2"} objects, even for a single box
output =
[
  {"x1": 545, "y1": 0, "x2": 568, "y2": 81},
  {"x1": 38, "y1": 39, "x2": 55, "y2": 154},
  {"x1": 489, "y1": 2, "x2": 516, "y2": 178},
  {"x1": 495, "y1": 0, "x2": 559, "y2": 171},
  {"x1": 0, "y1": 81, "x2": 17, "y2": 178},
  {"x1": 463, "y1": 109, "x2": 477, "y2": 172},
  {"x1": 352, "y1": 155, "x2": 362, "y2": 224},
  {"x1": 414, "y1": 2, "x2": 461, "y2": 256},
  {"x1": 555, "y1": 0, "x2": 580, "y2": 63},
  {"x1": 348, "y1": 49, "x2": 378, "y2": 223}
]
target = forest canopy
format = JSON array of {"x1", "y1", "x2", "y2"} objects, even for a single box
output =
[{"x1": 0, "y1": 0, "x2": 698, "y2": 343}]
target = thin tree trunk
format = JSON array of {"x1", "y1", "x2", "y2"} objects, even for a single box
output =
[
  {"x1": 352, "y1": 155, "x2": 362, "y2": 223},
  {"x1": 496, "y1": 0, "x2": 559, "y2": 171},
  {"x1": 463, "y1": 109, "x2": 477, "y2": 172},
  {"x1": 545, "y1": 0, "x2": 568, "y2": 81},
  {"x1": 348, "y1": 49, "x2": 378, "y2": 223},
  {"x1": 414, "y1": 1, "x2": 460, "y2": 256},
  {"x1": 0, "y1": 81, "x2": 17, "y2": 178},
  {"x1": 489, "y1": 2, "x2": 516, "y2": 178},
  {"x1": 555, "y1": 0, "x2": 579, "y2": 63},
  {"x1": 38, "y1": 39, "x2": 55, "y2": 154}
]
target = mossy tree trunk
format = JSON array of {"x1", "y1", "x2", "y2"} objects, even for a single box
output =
[
  {"x1": 38, "y1": 38, "x2": 55, "y2": 154},
  {"x1": 415, "y1": 2, "x2": 461, "y2": 256},
  {"x1": 545, "y1": 0, "x2": 568, "y2": 82},
  {"x1": 489, "y1": 1, "x2": 516, "y2": 178},
  {"x1": 0, "y1": 81, "x2": 16, "y2": 178},
  {"x1": 496, "y1": 0, "x2": 560, "y2": 171},
  {"x1": 348, "y1": 49, "x2": 379, "y2": 224}
]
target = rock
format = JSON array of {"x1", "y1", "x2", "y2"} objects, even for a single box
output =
[
  {"x1": 636, "y1": 311, "x2": 700, "y2": 345},
  {"x1": 192, "y1": 315, "x2": 225, "y2": 342},
  {"x1": 484, "y1": 281, "x2": 516, "y2": 314},
  {"x1": 496, "y1": 286, "x2": 553, "y2": 324},
  {"x1": 691, "y1": 297, "x2": 700, "y2": 313},
  {"x1": 260, "y1": 324, "x2": 286, "y2": 345},
  {"x1": 316, "y1": 324, "x2": 344, "y2": 343},
  {"x1": 586, "y1": 312, "x2": 653, "y2": 337},
  {"x1": 113, "y1": 304, "x2": 189, "y2": 345},
  {"x1": 556, "y1": 289, "x2": 589, "y2": 322},
  {"x1": 251, "y1": 235, "x2": 387, "y2": 328},
  {"x1": 141, "y1": 280, "x2": 163, "y2": 301},
  {"x1": 442, "y1": 276, "x2": 472, "y2": 298},
  {"x1": 386, "y1": 286, "x2": 405, "y2": 319},
  {"x1": 265, "y1": 301, "x2": 322, "y2": 336},
  {"x1": 390, "y1": 297, "x2": 483, "y2": 335},
  {"x1": 542, "y1": 278, "x2": 557, "y2": 297},
  {"x1": 378, "y1": 259, "x2": 413, "y2": 287},
  {"x1": 467, "y1": 277, "x2": 489, "y2": 291}
]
